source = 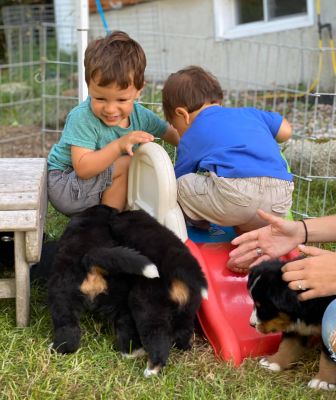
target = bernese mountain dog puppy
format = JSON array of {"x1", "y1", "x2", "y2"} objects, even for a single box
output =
[
  {"x1": 47, "y1": 205, "x2": 207, "y2": 377},
  {"x1": 107, "y1": 209, "x2": 208, "y2": 376},
  {"x1": 48, "y1": 205, "x2": 159, "y2": 358},
  {"x1": 248, "y1": 259, "x2": 336, "y2": 390}
]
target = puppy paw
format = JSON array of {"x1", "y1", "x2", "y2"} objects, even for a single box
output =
[
  {"x1": 259, "y1": 357, "x2": 282, "y2": 371},
  {"x1": 308, "y1": 379, "x2": 336, "y2": 391},
  {"x1": 144, "y1": 366, "x2": 160, "y2": 378},
  {"x1": 142, "y1": 263, "x2": 159, "y2": 279},
  {"x1": 121, "y1": 348, "x2": 146, "y2": 358},
  {"x1": 53, "y1": 326, "x2": 80, "y2": 354}
]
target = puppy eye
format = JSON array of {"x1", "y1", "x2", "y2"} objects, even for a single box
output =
[{"x1": 255, "y1": 301, "x2": 261, "y2": 308}]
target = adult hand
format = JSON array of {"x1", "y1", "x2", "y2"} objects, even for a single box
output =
[
  {"x1": 229, "y1": 210, "x2": 304, "y2": 268},
  {"x1": 282, "y1": 245, "x2": 336, "y2": 300},
  {"x1": 118, "y1": 131, "x2": 154, "y2": 156}
]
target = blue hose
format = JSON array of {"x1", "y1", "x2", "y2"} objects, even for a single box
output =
[{"x1": 95, "y1": 0, "x2": 110, "y2": 34}]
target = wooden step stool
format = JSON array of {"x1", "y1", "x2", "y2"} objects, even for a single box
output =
[{"x1": 0, "y1": 158, "x2": 47, "y2": 326}]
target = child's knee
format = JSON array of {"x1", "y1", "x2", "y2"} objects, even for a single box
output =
[
  {"x1": 112, "y1": 156, "x2": 131, "y2": 179},
  {"x1": 322, "y1": 300, "x2": 336, "y2": 362}
]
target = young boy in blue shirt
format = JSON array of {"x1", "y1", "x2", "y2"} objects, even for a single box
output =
[
  {"x1": 48, "y1": 31, "x2": 179, "y2": 216},
  {"x1": 162, "y1": 66, "x2": 294, "y2": 271}
]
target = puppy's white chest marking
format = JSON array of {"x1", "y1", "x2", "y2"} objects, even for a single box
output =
[
  {"x1": 288, "y1": 319, "x2": 321, "y2": 336},
  {"x1": 250, "y1": 307, "x2": 259, "y2": 327}
]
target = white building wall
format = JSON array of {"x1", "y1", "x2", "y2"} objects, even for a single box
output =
[{"x1": 89, "y1": 0, "x2": 336, "y2": 91}]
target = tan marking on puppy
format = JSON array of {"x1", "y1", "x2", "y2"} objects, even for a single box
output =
[
  {"x1": 257, "y1": 313, "x2": 292, "y2": 334},
  {"x1": 257, "y1": 312, "x2": 321, "y2": 336},
  {"x1": 169, "y1": 279, "x2": 189, "y2": 306},
  {"x1": 80, "y1": 266, "x2": 108, "y2": 301},
  {"x1": 264, "y1": 335, "x2": 306, "y2": 370},
  {"x1": 313, "y1": 351, "x2": 336, "y2": 385}
]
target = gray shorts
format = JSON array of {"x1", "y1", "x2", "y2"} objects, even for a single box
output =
[
  {"x1": 177, "y1": 172, "x2": 294, "y2": 232},
  {"x1": 47, "y1": 167, "x2": 112, "y2": 216}
]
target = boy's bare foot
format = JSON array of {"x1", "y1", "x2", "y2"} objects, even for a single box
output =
[{"x1": 186, "y1": 218, "x2": 211, "y2": 231}]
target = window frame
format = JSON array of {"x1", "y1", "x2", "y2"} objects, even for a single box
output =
[{"x1": 213, "y1": 0, "x2": 315, "y2": 40}]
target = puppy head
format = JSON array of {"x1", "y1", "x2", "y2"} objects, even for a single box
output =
[{"x1": 248, "y1": 259, "x2": 301, "y2": 334}]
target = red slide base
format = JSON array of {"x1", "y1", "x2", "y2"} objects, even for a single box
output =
[{"x1": 186, "y1": 239, "x2": 299, "y2": 367}]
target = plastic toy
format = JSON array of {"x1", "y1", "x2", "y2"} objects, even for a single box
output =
[
  {"x1": 127, "y1": 142, "x2": 296, "y2": 366},
  {"x1": 186, "y1": 226, "x2": 295, "y2": 366}
]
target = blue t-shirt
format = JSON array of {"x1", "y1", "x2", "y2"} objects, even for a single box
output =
[
  {"x1": 48, "y1": 97, "x2": 168, "y2": 170},
  {"x1": 174, "y1": 106, "x2": 292, "y2": 181}
]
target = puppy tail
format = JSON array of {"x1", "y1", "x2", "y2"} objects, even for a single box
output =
[{"x1": 81, "y1": 246, "x2": 159, "y2": 279}]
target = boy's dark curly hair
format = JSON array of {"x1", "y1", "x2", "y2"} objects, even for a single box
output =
[
  {"x1": 162, "y1": 66, "x2": 223, "y2": 123},
  {"x1": 84, "y1": 30, "x2": 146, "y2": 90}
]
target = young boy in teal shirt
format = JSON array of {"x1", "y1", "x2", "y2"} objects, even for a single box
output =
[{"x1": 48, "y1": 31, "x2": 179, "y2": 216}]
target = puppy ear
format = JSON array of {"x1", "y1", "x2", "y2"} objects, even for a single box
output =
[
  {"x1": 273, "y1": 282, "x2": 301, "y2": 315},
  {"x1": 249, "y1": 260, "x2": 301, "y2": 312}
]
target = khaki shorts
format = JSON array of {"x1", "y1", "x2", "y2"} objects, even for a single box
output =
[
  {"x1": 177, "y1": 172, "x2": 294, "y2": 232},
  {"x1": 48, "y1": 167, "x2": 112, "y2": 216}
]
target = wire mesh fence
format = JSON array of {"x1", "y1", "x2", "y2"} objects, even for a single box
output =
[{"x1": 0, "y1": 15, "x2": 335, "y2": 221}]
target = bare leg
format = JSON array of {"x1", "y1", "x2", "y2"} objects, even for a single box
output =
[{"x1": 101, "y1": 156, "x2": 131, "y2": 211}]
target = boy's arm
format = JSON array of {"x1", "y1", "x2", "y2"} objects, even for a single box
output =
[
  {"x1": 72, "y1": 131, "x2": 154, "y2": 179},
  {"x1": 275, "y1": 118, "x2": 292, "y2": 143},
  {"x1": 160, "y1": 125, "x2": 180, "y2": 146}
]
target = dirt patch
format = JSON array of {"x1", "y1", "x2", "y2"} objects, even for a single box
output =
[{"x1": 0, "y1": 125, "x2": 59, "y2": 158}]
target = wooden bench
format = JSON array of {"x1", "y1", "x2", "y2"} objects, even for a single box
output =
[{"x1": 0, "y1": 158, "x2": 47, "y2": 326}]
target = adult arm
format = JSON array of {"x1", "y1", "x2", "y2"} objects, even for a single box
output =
[{"x1": 229, "y1": 209, "x2": 336, "y2": 267}]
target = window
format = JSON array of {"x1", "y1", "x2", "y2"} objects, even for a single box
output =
[{"x1": 213, "y1": 0, "x2": 314, "y2": 39}]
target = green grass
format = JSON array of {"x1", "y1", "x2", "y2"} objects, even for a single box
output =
[
  {"x1": 0, "y1": 205, "x2": 334, "y2": 399},
  {"x1": 0, "y1": 288, "x2": 334, "y2": 400}
]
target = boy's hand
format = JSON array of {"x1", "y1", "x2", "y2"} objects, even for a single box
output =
[{"x1": 118, "y1": 131, "x2": 154, "y2": 156}]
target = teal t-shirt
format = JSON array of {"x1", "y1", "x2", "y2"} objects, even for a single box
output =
[{"x1": 48, "y1": 97, "x2": 168, "y2": 171}]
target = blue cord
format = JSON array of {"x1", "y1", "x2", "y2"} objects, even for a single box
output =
[{"x1": 95, "y1": 0, "x2": 110, "y2": 34}]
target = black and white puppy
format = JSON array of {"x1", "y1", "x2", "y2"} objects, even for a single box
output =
[
  {"x1": 48, "y1": 205, "x2": 159, "y2": 358},
  {"x1": 108, "y1": 209, "x2": 208, "y2": 376},
  {"x1": 248, "y1": 259, "x2": 336, "y2": 390},
  {"x1": 48, "y1": 205, "x2": 207, "y2": 377}
]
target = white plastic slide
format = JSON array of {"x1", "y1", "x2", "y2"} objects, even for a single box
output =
[{"x1": 127, "y1": 142, "x2": 188, "y2": 242}]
